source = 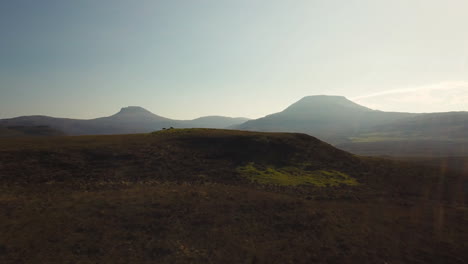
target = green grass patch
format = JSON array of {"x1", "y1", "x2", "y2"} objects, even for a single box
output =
[
  {"x1": 349, "y1": 132, "x2": 436, "y2": 142},
  {"x1": 237, "y1": 163, "x2": 358, "y2": 187},
  {"x1": 350, "y1": 136, "x2": 409, "y2": 143},
  {"x1": 350, "y1": 132, "x2": 410, "y2": 142}
]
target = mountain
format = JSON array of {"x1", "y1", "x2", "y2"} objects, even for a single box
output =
[
  {"x1": 2, "y1": 97, "x2": 467, "y2": 156},
  {"x1": 81, "y1": 106, "x2": 180, "y2": 135},
  {"x1": 234, "y1": 95, "x2": 468, "y2": 155},
  {"x1": 235, "y1": 95, "x2": 416, "y2": 143},
  {"x1": 0, "y1": 107, "x2": 176, "y2": 135},
  {"x1": 0, "y1": 107, "x2": 249, "y2": 135},
  {"x1": 106, "y1": 106, "x2": 171, "y2": 122}
]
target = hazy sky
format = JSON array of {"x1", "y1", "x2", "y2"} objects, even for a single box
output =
[{"x1": 1, "y1": 0, "x2": 467, "y2": 119}]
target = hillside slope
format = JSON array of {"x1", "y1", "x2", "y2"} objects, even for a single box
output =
[
  {"x1": 0, "y1": 125, "x2": 66, "y2": 137},
  {"x1": 0, "y1": 129, "x2": 464, "y2": 200},
  {"x1": 0, "y1": 129, "x2": 466, "y2": 263}
]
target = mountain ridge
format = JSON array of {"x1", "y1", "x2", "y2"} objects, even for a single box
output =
[
  {"x1": 0, "y1": 107, "x2": 250, "y2": 136},
  {"x1": 2, "y1": 95, "x2": 467, "y2": 150}
]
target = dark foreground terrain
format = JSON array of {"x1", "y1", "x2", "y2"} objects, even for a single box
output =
[{"x1": 0, "y1": 129, "x2": 467, "y2": 263}]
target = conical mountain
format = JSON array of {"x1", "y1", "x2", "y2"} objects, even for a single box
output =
[
  {"x1": 236, "y1": 95, "x2": 415, "y2": 143},
  {"x1": 283, "y1": 95, "x2": 372, "y2": 113},
  {"x1": 100, "y1": 106, "x2": 172, "y2": 123}
]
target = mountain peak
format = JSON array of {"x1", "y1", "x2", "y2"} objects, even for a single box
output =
[
  {"x1": 301, "y1": 95, "x2": 346, "y2": 100},
  {"x1": 117, "y1": 106, "x2": 153, "y2": 115},
  {"x1": 296, "y1": 95, "x2": 355, "y2": 105},
  {"x1": 284, "y1": 95, "x2": 372, "y2": 113},
  {"x1": 110, "y1": 106, "x2": 170, "y2": 122}
]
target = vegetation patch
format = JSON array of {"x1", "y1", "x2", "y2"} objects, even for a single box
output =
[
  {"x1": 237, "y1": 163, "x2": 358, "y2": 187},
  {"x1": 151, "y1": 128, "x2": 215, "y2": 135},
  {"x1": 350, "y1": 132, "x2": 410, "y2": 142}
]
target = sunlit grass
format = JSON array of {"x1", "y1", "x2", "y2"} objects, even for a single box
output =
[{"x1": 237, "y1": 163, "x2": 358, "y2": 187}]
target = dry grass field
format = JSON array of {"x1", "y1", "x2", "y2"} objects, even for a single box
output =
[{"x1": 0, "y1": 129, "x2": 466, "y2": 263}]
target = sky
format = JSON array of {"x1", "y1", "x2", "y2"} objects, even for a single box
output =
[{"x1": 1, "y1": 0, "x2": 467, "y2": 119}]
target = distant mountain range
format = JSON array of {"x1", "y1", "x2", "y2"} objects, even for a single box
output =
[
  {"x1": 232, "y1": 95, "x2": 468, "y2": 156},
  {"x1": 0, "y1": 106, "x2": 249, "y2": 136},
  {"x1": 1, "y1": 96, "x2": 467, "y2": 156}
]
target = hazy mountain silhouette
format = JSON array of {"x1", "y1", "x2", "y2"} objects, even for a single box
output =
[
  {"x1": 232, "y1": 95, "x2": 468, "y2": 156},
  {"x1": 184, "y1": 116, "x2": 250, "y2": 128},
  {"x1": 82, "y1": 106, "x2": 179, "y2": 134},
  {"x1": 108, "y1": 106, "x2": 171, "y2": 122},
  {"x1": 370, "y1": 111, "x2": 468, "y2": 139},
  {"x1": 0, "y1": 107, "x2": 249, "y2": 135},
  {"x1": 336, "y1": 111, "x2": 468, "y2": 156},
  {"x1": 235, "y1": 95, "x2": 416, "y2": 143},
  {"x1": 2, "y1": 96, "x2": 467, "y2": 149},
  {"x1": 0, "y1": 125, "x2": 66, "y2": 137}
]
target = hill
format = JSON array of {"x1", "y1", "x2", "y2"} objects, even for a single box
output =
[
  {"x1": 0, "y1": 129, "x2": 466, "y2": 263},
  {"x1": 0, "y1": 107, "x2": 249, "y2": 135},
  {"x1": 235, "y1": 95, "x2": 415, "y2": 143},
  {"x1": 0, "y1": 125, "x2": 66, "y2": 137}
]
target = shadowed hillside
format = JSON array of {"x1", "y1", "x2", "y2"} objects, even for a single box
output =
[
  {"x1": 0, "y1": 129, "x2": 466, "y2": 263},
  {"x1": 0, "y1": 125, "x2": 66, "y2": 137}
]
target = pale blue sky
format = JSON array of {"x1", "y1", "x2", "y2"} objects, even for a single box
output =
[{"x1": 1, "y1": 0, "x2": 467, "y2": 119}]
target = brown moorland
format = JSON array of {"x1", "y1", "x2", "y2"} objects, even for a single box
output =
[{"x1": 0, "y1": 129, "x2": 466, "y2": 263}]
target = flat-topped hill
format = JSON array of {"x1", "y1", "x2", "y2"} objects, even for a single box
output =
[{"x1": 0, "y1": 128, "x2": 464, "y2": 202}]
